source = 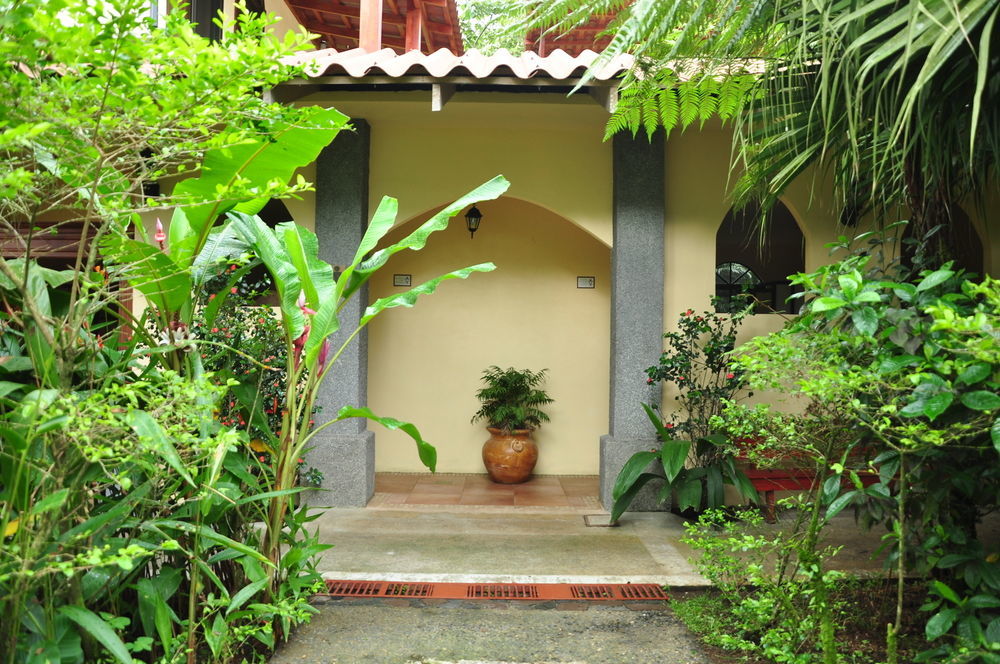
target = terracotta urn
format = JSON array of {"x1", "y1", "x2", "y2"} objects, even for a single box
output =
[{"x1": 482, "y1": 427, "x2": 538, "y2": 484}]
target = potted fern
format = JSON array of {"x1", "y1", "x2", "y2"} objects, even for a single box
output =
[{"x1": 472, "y1": 366, "x2": 553, "y2": 483}]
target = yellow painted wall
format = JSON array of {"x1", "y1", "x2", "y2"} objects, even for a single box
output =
[{"x1": 366, "y1": 197, "x2": 610, "y2": 474}]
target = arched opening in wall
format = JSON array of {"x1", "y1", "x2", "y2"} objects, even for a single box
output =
[
  {"x1": 901, "y1": 207, "x2": 985, "y2": 277},
  {"x1": 715, "y1": 201, "x2": 804, "y2": 313},
  {"x1": 365, "y1": 197, "x2": 611, "y2": 494}
]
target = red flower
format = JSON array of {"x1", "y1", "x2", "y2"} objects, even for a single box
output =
[
  {"x1": 726, "y1": 373, "x2": 735, "y2": 379},
  {"x1": 678, "y1": 376, "x2": 685, "y2": 381},
  {"x1": 646, "y1": 378, "x2": 654, "y2": 384},
  {"x1": 211, "y1": 327, "x2": 219, "y2": 333},
  {"x1": 666, "y1": 423, "x2": 674, "y2": 429},
  {"x1": 230, "y1": 287, "x2": 238, "y2": 294}
]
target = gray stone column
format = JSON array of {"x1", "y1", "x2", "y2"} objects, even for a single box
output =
[
  {"x1": 307, "y1": 120, "x2": 375, "y2": 507},
  {"x1": 599, "y1": 132, "x2": 666, "y2": 511}
]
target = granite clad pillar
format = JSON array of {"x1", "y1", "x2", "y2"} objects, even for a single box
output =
[
  {"x1": 599, "y1": 131, "x2": 665, "y2": 511},
  {"x1": 308, "y1": 120, "x2": 376, "y2": 507}
]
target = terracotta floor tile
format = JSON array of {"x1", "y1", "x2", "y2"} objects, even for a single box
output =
[
  {"x1": 514, "y1": 494, "x2": 571, "y2": 506},
  {"x1": 415, "y1": 475, "x2": 466, "y2": 486},
  {"x1": 404, "y1": 493, "x2": 462, "y2": 505},
  {"x1": 375, "y1": 477, "x2": 419, "y2": 492},
  {"x1": 459, "y1": 493, "x2": 515, "y2": 506},
  {"x1": 410, "y1": 483, "x2": 463, "y2": 495}
]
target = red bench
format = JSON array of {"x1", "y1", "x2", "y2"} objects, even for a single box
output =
[{"x1": 744, "y1": 466, "x2": 880, "y2": 523}]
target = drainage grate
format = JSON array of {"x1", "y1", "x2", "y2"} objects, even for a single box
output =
[
  {"x1": 570, "y1": 585, "x2": 618, "y2": 599},
  {"x1": 323, "y1": 580, "x2": 669, "y2": 602},
  {"x1": 619, "y1": 584, "x2": 670, "y2": 600},
  {"x1": 326, "y1": 580, "x2": 383, "y2": 597},
  {"x1": 466, "y1": 584, "x2": 540, "y2": 599},
  {"x1": 384, "y1": 583, "x2": 433, "y2": 597}
]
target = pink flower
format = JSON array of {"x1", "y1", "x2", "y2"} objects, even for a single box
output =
[
  {"x1": 297, "y1": 290, "x2": 317, "y2": 316},
  {"x1": 317, "y1": 338, "x2": 331, "y2": 374},
  {"x1": 208, "y1": 293, "x2": 216, "y2": 301},
  {"x1": 666, "y1": 423, "x2": 674, "y2": 429},
  {"x1": 230, "y1": 287, "x2": 238, "y2": 294},
  {"x1": 154, "y1": 218, "x2": 166, "y2": 249},
  {"x1": 678, "y1": 376, "x2": 685, "y2": 381},
  {"x1": 726, "y1": 373, "x2": 735, "y2": 379},
  {"x1": 646, "y1": 378, "x2": 654, "y2": 384}
]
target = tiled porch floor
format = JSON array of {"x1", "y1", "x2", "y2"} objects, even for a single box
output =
[{"x1": 370, "y1": 473, "x2": 601, "y2": 510}]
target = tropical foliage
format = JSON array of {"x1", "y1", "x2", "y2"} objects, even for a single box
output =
[
  {"x1": 610, "y1": 302, "x2": 757, "y2": 522},
  {"x1": 0, "y1": 1, "x2": 510, "y2": 661},
  {"x1": 519, "y1": 0, "x2": 999, "y2": 238}
]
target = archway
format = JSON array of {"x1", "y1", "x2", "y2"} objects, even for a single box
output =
[
  {"x1": 366, "y1": 197, "x2": 611, "y2": 476},
  {"x1": 715, "y1": 200, "x2": 805, "y2": 313}
]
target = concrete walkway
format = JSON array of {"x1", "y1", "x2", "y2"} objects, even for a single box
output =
[{"x1": 267, "y1": 504, "x2": 909, "y2": 663}]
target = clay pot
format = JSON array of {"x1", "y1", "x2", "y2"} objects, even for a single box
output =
[{"x1": 482, "y1": 427, "x2": 538, "y2": 484}]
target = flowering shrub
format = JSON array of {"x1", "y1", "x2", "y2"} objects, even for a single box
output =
[
  {"x1": 646, "y1": 297, "x2": 752, "y2": 449},
  {"x1": 195, "y1": 262, "x2": 323, "y2": 487}
]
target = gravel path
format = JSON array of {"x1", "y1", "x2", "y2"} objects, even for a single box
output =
[{"x1": 269, "y1": 599, "x2": 710, "y2": 664}]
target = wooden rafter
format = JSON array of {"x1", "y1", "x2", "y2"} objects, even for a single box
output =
[{"x1": 282, "y1": 0, "x2": 462, "y2": 54}]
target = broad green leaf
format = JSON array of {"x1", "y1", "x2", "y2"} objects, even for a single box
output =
[
  {"x1": 24, "y1": 324, "x2": 55, "y2": 388},
  {"x1": 228, "y1": 212, "x2": 304, "y2": 339},
  {"x1": 226, "y1": 579, "x2": 268, "y2": 616},
  {"x1": 641, "y1": 403, "x2": 671, "y2": 441},
  {"x1": 610, "y1": 472, "x2": 663, "y2": 522},
  {"x1": 675, "y1": 474, "x2": 703, "y2": 512},
  {"x1": 277, "y1": 221, "x2": 335, "y2": 309},
  {"x1": 992, "y1": 417, "x2": 1000, "y2": 454},
  {"x1": 335, "y1": 406, "x2": 437, "y2": 472},
  {"x1": 127, "y1": 411, "x2": 196, "y2": 487},
  {"x1": 192, "y1": 224, "x2": 251, "y2": 286},
  {"x1": 136, "y1": 568, "x2": 181, "y2": 653},
  {"x1": 705, "y1": 465, "x2": 724, "y2": 507},
  {"x1": 166, "y1": 208, "x2": 198, "y2": 270},
  {"x1": 0, "y1": 381, "x2": 26, "y2": 400},
  {"x1": 821, "y1": 474, "x2": 842, "y2": 505},
  {"x1": 852, "y1": 290, "x2": 882, "y2": 303},
  {"x1": 878, "y1": 355, "x2": 920, "y2": 374},
  {"x1": 916, "y1": 268, "x2": 955, "y2": 292},
  {"x1": 154, "y1": 520, "x2": 273, "y2": 566},
  {"x1": 101, "y1": 236, "x2": 190, "y2": 314},
  {"x1": 923, "y1": 392, "x2": 954, "y2": 421},
  {"x1": 958, "y1": 363, "x2": 992, "y2": 386},
  {"x1": 228, "y1": 378, "x2": 279, "y2": 446},
  {"x1": 925, "y1": 608, "x2": 958, "y2": 640},
  {"x1": 810, "y1": 296, "x2": 846, "y2": 312},
  {"x1": 338, "y1": 176, "x2": 509, "y2": 303},
  {"x1": 852, "y1": 306, "x2": 878, "y2": 336},
  {"x1": 58, "y1": 606, "x2": 133, "y2": 664},
  {"x1": 30, "y1": 488, "x2": 70, "y2": 515},
  {"x1": 173, "y1": 106, "x2": 349, "y2": 242},
  {"x1": 359, "y1": 264, "x2": 496, "y2": 327},
  {"x1": 205, "y1": 613, "x2": 227, "y2": 657},
  {"x1": 961, "y1": 391, "x2": 1000, "y2": 411},
  {"x1": 826, "y1": 490, "x2": 858, "y2": 520},
  {"x1": 660, "y1": 440, "x2": 691, "y2": 483},
  {"x1": 610, "y1": 450, "x2": 660, "y2": 502}
]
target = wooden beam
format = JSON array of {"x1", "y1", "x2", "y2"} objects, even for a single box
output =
[
  {"x1": 431, "y1": 82, "x2": 454, "y2": 111},
  {"x1": 359, "y1": 0, "x2": 383, "y2": 51},
  {"x1": 404, "y1": 0, "x2": 422, "y2": 52},
  {"x1": 419, "y1": 0, "x2": 434, "y2": 51},
  {"x1": 287, "y1": 0, "x2": 404, "y2": 24}
]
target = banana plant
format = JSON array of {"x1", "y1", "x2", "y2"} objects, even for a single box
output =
[
  {"x1": 100, "y1": 106, "x2": 349, "y2": 370},
  {"x1": 219, "y1": 175, "x2": 510, "y2": 582},
  {"x1": 611, "y1": 403, "x2": 759, "y2": 522}
]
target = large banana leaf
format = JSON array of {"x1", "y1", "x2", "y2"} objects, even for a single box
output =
[
  {"x1": 335, "y1": 175, "x2": 510, "y2": 304},
  {"x1": 335, "y1": 406, "x2": 437, "y2": 472},
  {"x1": 172, "y1": 107, "x2": 349, "y2": 244},
  {"x1": 101, "y1": 235, "x2": 191, "y2": 314}
]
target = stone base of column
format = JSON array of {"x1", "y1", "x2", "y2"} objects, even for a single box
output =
[
  {"x1": 600, "y1": 435, "x2": 667, "y2": 513},
  {"x1": 303, "y1": 430, "x2": 375, "y2": 508}
]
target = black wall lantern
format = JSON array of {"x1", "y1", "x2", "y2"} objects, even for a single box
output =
[{"x1": 465, "y1": 205, "x2": 483, "y2": 239}]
